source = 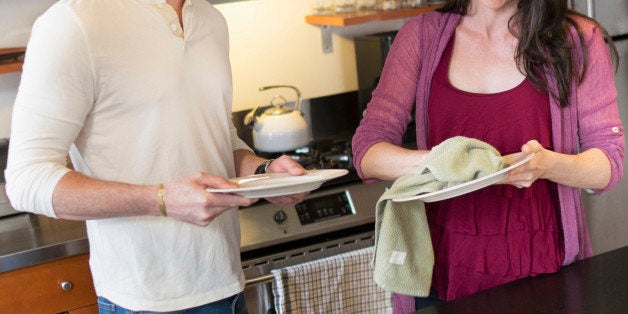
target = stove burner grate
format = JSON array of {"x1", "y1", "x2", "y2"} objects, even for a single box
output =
[{"x1": 258, "y1": 139, "x2": 354, "y2": 171}]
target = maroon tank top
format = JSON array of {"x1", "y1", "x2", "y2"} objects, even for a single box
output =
[{"x1": 426, "y1": 36, "x2": 564, "y2": 301}]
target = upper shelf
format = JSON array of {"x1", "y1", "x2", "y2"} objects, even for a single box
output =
[
  {"x1": 0, "y1": 47, "x2": 26, "y2": 75},
  {"x1": 305, "y1": 5, "x2": 442, "y2": 27}
]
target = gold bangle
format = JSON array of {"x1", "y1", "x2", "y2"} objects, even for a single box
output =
[{"x1": 157, "y1": 184, "x2": 167, "y2": 217}]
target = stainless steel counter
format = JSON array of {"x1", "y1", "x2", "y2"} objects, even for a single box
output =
[{"x1": 0, "y1": 213, "x2": 88, "y2": 273}]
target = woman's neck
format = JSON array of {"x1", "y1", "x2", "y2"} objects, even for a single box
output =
[{"x1": 464, "y1": 1, "x2": 518, "y2": 40}]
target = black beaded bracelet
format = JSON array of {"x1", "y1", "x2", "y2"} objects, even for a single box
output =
[{"x1": 254, "y1": 159, "x2": 274, "y2": 175}]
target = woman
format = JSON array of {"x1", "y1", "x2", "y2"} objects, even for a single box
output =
[{"x1": 352, "y1": 0, "x2": 624, "y2": 312}]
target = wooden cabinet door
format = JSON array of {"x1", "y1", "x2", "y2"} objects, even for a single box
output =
[
  {"x1": 68, "y1": 304, "x2": 99, "y2": 314},
  {"x1": 0, "y1": 254, "x2": 97, "y2": 313}
]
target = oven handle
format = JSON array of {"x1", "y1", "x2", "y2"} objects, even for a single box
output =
[{"x1": 245, "y1": 274, "x2": 276, "y2": 287}]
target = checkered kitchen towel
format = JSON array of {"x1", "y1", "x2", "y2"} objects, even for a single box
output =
[{"x1": 271, "y1": 246, "x2": 392, "y2": 314}]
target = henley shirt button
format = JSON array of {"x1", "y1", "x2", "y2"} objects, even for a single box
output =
[
  {"x1": 170, "y1": 23, "x2": 179, "y2": 31},
  {"x1": 156, "y1": 3, "x2": 164, "y2": 8},
  {"x1": 612, "y1": 126, "x2": 619, "y2": 133}
]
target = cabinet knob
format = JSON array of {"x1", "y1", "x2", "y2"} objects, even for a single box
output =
[{"x1": 60, "y1": 281, "x2": 73, "y2": 291}]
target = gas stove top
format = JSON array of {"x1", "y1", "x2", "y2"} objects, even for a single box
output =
[
  {"x1": 255, "y1": 138, "x2": 359, "y2": 187},
  {"x1": 257, "y1": 138, "x2": 353, "y2": 168}
]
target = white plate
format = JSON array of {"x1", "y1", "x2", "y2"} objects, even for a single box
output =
[
  {"x1": 392, "y1": 153, "x2": 535, "y2": 203},
  {"x1": 205, "y1": 169, "x2": 349, "y2": 198}
]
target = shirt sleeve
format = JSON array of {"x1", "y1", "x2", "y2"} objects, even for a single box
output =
[
  {"x1": 229, "y1": 117, "x2": 252, "y2": 152},
  {"x1": 5, "y1": 3, "x2": 94, "y2": 217},
  {"x1": 575, "y1": 23, "x2": 625, "y2": 194}
]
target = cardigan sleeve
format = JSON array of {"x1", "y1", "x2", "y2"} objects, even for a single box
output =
[
  {"x1": 574, "y1": 21, "x2": 625, "y2": 194},
  {"x1": 351, "y1": 17, "x2": 424, "y2": 181}
]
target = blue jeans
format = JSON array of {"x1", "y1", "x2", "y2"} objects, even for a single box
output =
[{"x1": 97, "y1": 292, "x2": 248, "y2": 314}]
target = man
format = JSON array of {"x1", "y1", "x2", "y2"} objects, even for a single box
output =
[{"x1": 5, "y1": 0, "x2": 306, "y2": 312}]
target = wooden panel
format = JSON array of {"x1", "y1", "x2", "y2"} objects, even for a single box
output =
[
  {"x1": 0, "y1": 47, "x2": 26, "y2": 74},
  {"x1": 305, "y1": 5, "x2": 442, "y2": 27},
  {"x1": 0, "y1": 254, "x2": 97, "y2": 313},
  {"x1": 0, "y1": 61, "x2": 23, "y2": 74},
  {"x1": 0, "y1": 47, "x2": 25, "y2": 55},
  {"x1": 68, "y1": 304, "x2": 99, "y2": 314}
]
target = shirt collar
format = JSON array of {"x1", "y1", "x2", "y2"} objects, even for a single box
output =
[
  {"x1": 136, "y1": 0, "x2": 192, "y2": 7},
  {"x1": 136, "y1": 0, "x2": 167, "y2": 4}
]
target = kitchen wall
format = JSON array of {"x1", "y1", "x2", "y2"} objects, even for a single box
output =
[
  {"x1": 218, "y1": 0, "x2": 404, "y2": 111},
  {"x1": 0, "y1": 0, "x2": 405, "y2": 137}
]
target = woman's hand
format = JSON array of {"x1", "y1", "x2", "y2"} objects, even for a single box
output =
[
  {"x1": 499, "y1": 140, "x2": 552, "y2": 188},
  {"x1": 162, "y1": 172, "x2": 258, "y2": 226},
  {"x1": 499, "y1": 139, "x2": 611, "y2": 190},
  {"x1": 263, "y1": 155, "x2": 309, "y2": 207}
]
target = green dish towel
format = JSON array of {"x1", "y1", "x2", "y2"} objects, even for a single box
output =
[{"x1": 373, "y1": 136, "x2": 505, "y2": 296}]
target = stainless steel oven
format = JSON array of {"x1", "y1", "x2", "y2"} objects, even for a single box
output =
[{"x1": 238, "y1": 179, "x2": 389, "y2": 313}]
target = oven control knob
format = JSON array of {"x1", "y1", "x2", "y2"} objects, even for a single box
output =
[{"x1": 273, "y1": 210, "x2": 287, "y2": 224}]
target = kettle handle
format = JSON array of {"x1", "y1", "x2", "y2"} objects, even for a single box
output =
[
  {"x1": 258, "y1": 85, "x2": 302, "y2": 110},
  {"x1": 244, "y1": 105, "x2": 261, "y2": 126}
]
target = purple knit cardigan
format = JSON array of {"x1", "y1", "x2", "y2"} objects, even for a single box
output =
[{"x1": 352, "y1": 11, "x2": 625, "y2": 313}]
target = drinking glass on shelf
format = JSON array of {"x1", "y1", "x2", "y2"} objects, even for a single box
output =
[
  {"x1": 357, "y1": 0, "x2": 378, "y2": 11},
  {"x1": 335, "y1": 0, "x2": 357, "y2": 13},
  {"x1": 380, "y1": 0, "x2": 401, "y2": 11},
  {"x1": 312, "y1": 0, "x2": 335, "y2": 15},
  {"x1": 401, "y1": 0, "x2": 424, "y2": 8}
]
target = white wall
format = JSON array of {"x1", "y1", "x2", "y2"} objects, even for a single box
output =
[
  {"x1": 217, "y1": 0, "x2": 404, "y2": 111},
  {"x1": 0, "y1": 0, "x2": 405, "y2": 137}
]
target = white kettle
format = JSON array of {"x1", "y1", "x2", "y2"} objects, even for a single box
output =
[{"x1": 244, "y1": 85, "x2": 310, "y2": 153}]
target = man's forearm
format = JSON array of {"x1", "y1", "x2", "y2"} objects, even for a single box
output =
[
  {"x1": 52, "y1": 171, "x2": 158, "y2": 220},
  {"x1": 233, "y1": 149, "x2": 266, "y2": 177}
]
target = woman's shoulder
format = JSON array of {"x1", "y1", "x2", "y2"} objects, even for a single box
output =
[
  {"x1": 567, "y1": 13, "x2": 604, "y2": 44},
  {"x1": 397, "y1": 11, "x2": 460, "y2": 42},
  {"x1": 402, "y1": 10, "x2": 458, "y2": 31}
]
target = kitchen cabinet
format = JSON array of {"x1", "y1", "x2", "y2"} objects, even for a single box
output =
[
  {"x1": 0, "y1": 47, "x2": 25, "y2": 74},
  {"x1": 0, "y1": 253, "x2": 98, "y2": 313}
]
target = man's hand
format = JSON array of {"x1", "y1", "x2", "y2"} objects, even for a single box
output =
[
  {"x1": 162, "y1": 172, "x2": 258, "y2": 226},
  {"x1": 263, "y1": 155, "x2": 309, "y2": 207}
]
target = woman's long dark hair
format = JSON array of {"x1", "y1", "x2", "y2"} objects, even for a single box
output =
[{"x1": 438, "y1": 0, "x2": 618, "y2": 107}]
